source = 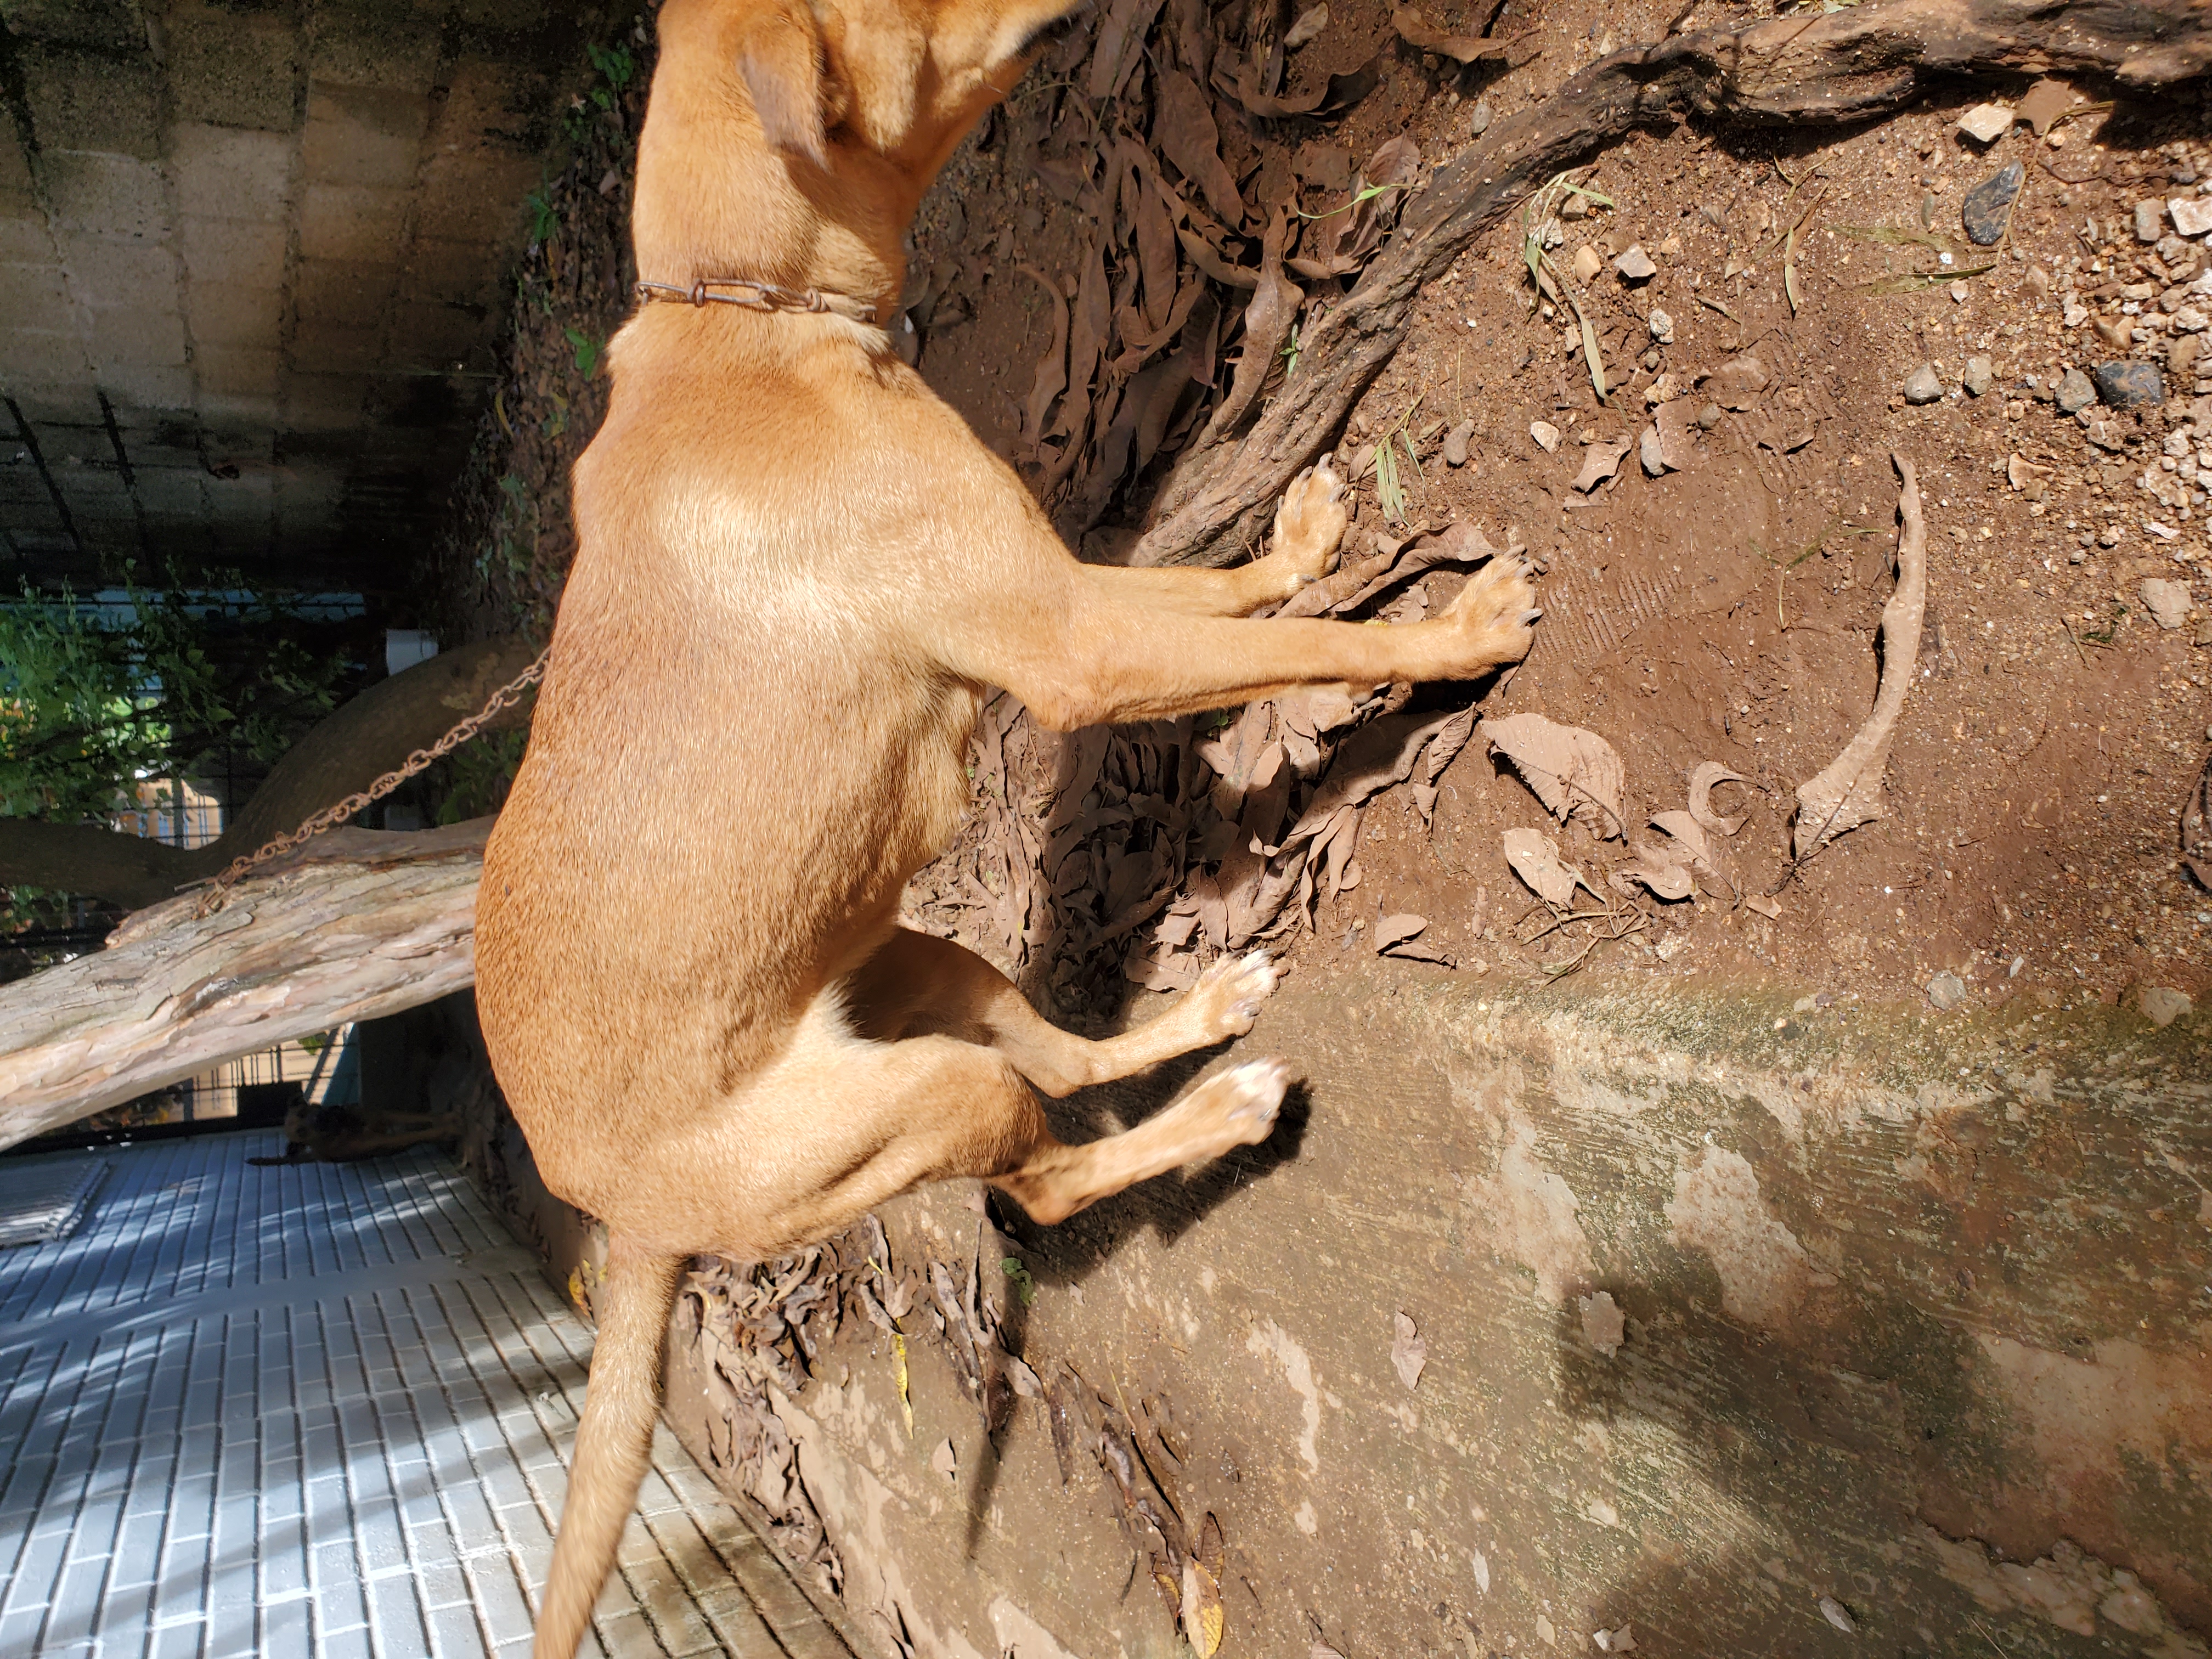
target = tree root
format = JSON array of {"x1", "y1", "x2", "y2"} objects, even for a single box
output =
[
  {"x1": 1793, "y1": 453, "x2": 1927, "y2": 857},
  {"x1": 1133, "y1": 0, "x2": 2211, "y2": 567}
]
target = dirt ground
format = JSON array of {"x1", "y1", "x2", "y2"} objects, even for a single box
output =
[{"x1": 900, "y1": 0, "x2": 2212, "y2": 1019}]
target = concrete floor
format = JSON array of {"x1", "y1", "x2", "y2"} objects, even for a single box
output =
[{"x1": 0, "y1": 1134, "x2": 846, "y2": 1659}]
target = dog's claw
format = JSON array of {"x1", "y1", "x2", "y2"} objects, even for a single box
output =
[
  {"x1": 1215, "y1": 1057, "x2": 1291, "y2": 1132},
  {"x1": 1189, "y1": 948, "x2": 1278, "y2": 1039}
]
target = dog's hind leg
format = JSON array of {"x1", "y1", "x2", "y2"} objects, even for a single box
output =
[
  {"x1": 843, "y1": 927, "x2": 1278, "y2": 1096},
  {"x1": 533, "y1": 1240, "x2": 686, "y2": 1659}
]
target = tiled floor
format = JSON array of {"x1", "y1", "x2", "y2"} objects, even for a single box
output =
[{"x1": 0, "y1": 1135, "x2": 850, "y2": 1659}]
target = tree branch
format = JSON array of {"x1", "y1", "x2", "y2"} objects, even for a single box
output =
[
  {"x1": 0, "y1": 821, "x2": 490, "y2": 1150},
  {"x1": 1133, "y1": 0, "x2": 2211, "y2": 566}
]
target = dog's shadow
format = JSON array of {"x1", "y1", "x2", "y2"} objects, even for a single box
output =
[{"x1": 988, "y1": 1043, "x2": 1317, "y2": 1279}]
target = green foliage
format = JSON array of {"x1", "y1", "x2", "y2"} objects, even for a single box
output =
[
  {"x1": 525, "y1": 185, "x2": 559, "y2": 246},
  {"x1": 0, "y1": 580, "x2": 356, "y2": 825},
  {"x1": 563, "y1": 326, "x2": 602, "y2": 376}
]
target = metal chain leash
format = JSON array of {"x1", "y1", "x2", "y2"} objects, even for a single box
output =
[{"x1": 193, "y1": 646, "x2": 551, "y2": 916}]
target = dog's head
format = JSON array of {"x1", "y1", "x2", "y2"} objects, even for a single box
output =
[{"x1": 663, "y1": 0, "x2": 1087, "y2": 178}]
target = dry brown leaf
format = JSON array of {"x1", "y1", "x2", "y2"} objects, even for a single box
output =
[
  {"x1": 1649, "y1": 810, "x2": 1714, "y2": 871},
  {"x1": 1702, "y1": 352, "x2": 1770, "y2": 410},
  {"x1": 1391, "y1": 1311, "x2": 1428, "y2": 1388},
  {"x1": 1206, "y1": 202, "x2": 1301, "y2": 438},
  {"x1": 1182, "y1": 1557, "x2": 1225, "y2": 1657},
  {"x1": 1482, "y1": 714, "x2": 1627, "y2": 839},
  {"x1": 1088, "y1": 0, "x2": 1166, "y2": 100},
  {"x1": 1614, "y1": 839, "x2": 1693, "y2": 902},
  {"x1": 1794, "y1": 454, "x2": 1927, "y2": 856},
  {"x1": 1571, "y1": 438, "x2": 1632, "y2": 493},
  {"x1": 1283, "y1": 711, "x2": 1452, "y2": 843},
  {"x1": 1014, "y1": 267, "x2": 1069, "y2": 454},
  {"x1": 1155, "y1": 67, "x2": 1246, "y2": 229},
  {"x1": 1502, "y1": 827, "x2": 1588, "y2": 909},
  {"x1": 1686, "y1": 761, "x2": 1749, "y2": 837},
  {"x1": 1374, "y1": 913, "x2": 1427, "y2": 951},
  {"x1": 1219, "y1": 51, "x2": 1381, "y2": 119},
  {"x1": 1743, "y1": 893, "x2": 1781, "y2": 918},
  {"x1": 1390, "y1": 7, "x2": 1542, "y2": 65},
  {"x1": 2015, "y1": 77, "x2": 2080, "y2": 136}
]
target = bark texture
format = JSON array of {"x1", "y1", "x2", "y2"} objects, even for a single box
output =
[
  {"x1": 1135, "y1": 0, "x2": 2212, "y2": 567},
  {"x1": 0, "y1": 638, "x2": 537, "y2": 909},
  {"x1": 0, "y1": 820, "x2": 489, "y2": 1150}
]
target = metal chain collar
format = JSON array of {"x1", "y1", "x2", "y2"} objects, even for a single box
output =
[
  {"x1": 192, "y1": 646, "x2": 551, "y2": 916},
  {"x1": 634, "y1": 277, "x2": 879, "y2": 324}
]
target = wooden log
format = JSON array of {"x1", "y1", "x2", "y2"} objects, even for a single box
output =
[
  {"x1": 1134, "y1": 0, "x2": 2212, "y2": 567},
  {"x1": 0, "y1": 820, "x2": 492, "y2": 1150}
]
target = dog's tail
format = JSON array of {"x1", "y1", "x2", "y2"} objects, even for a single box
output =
[{"x1": 534, "y1": 1238, "x2": 687, "y2": 1658}]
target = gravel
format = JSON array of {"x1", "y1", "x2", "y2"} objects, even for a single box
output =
[
  {"x1": 1963, "y1": 356, "x2": 1994, "y2": 396},
  {"x1": 2094, "y1": 359, "x2": 2165, "y2": 408},
  {"x1": 2057, "y1": 366, "x2": 2098, "y2": 413},
  {"x1": 1903, "y1": 363, "x2": 1943, "y2": 404},
  {"x1": 1962, "y1": 162, "x2": 2024, "y2": 246}
]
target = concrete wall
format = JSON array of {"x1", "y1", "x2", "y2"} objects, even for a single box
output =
[
  {"x1": 451, "y1": 968, "x2": 2210, "y2": 1659},
  {"x1": 0, "y1": 0, "x2": 615, "y2": 589}
]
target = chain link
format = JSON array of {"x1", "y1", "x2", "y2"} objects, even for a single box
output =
[{"x1": 192, "y1": 646, "x2": 551, "y2": 916}]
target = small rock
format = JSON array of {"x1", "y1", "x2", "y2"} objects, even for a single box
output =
[
  {"x1": 1572, "y1": 243, "x2": 1604, "y2": 284},
  {"x1": 2172, "y1": 195, "x2": 2212, "y2": 238},
  {"x1": 2142, "y1": 577, "x2": 2193, "y2": 628},
  {"x1": 1593, "y1": 1628, "x2": 1637, "y2": 1654},
  {"x1": 1284, "y1": 1, "x2": 1329, "y2": 49},
  {"x1": 1613, "y1": 243, "x2": 1657, "y2": 283},
  {"x1": 1962, "y1": 161, "x2": 2025, "y2": 246},
  {"x1": 2173, "y1": 336, "x2": 2204, "y2": 379},
  {"x1": 2093, "y1": 317, "x2": 2134, "y2": 351},
  {"x1": 1956, "y1": 102, "x2": 2013, "y2": 144},
  {"x1": 1903, "y1": 363, "x2": 1944, "y2": 405},
  {"x1": 1963, "y1": 356, "x2": 1994, "y2": 396},
  {"x1": 2095, "y1": 360, "x2": 2164, "y2": 408},
  {"x1": 1927, "y1": 970, "x2": 1968, "y2": 1011},
  {"x1": 1469, "y1": 96, "x2": 1494, "y2": 138},
  {"x1": 1648, "y1": 308, "x2": 1674, "y2": 345},
  {"x1": 1696, "y1": 402, "x2": 1723, "y2": 430},
  {"x1": 1443, "y1": 419, "x2": 1474, "y2": 467},
  {"x1": 2027, "y1": 264, "x2": 2052, "y2": 295},
  {"x1": 2016, "y1": 77, "x2": 2075, "y2": 136},
  {"x1": 1530, "y1": 419, "x2": 1561, "y2": 453},
  {"x1": 2136, "y1": 199, "x2": 2169, "y2": 243},
  {"x1": 1640, "y1": 424, "x2": 1667, "y2": 476},
  {"x1": 1561, "y1": 193, "x2": 1590, "y2": 221},
  {"x1": 929, "y1": 1437, "x2": 957, "y2": 1480},
  {"x1": 1578, "y1": 1291, "x2": 1626, "y2": 1358},
  {"x1": 1819, "y1": 1598, "x2": 1859, "y2": 1635},
  {"x1": 2137, "y1": 985, "x2": 2192, "y2": 1027},
  {"x1": 2056, "y1": 366, "x2": 2097, "y2": 413}
]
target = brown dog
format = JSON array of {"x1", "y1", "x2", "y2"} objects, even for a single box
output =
[{"x1": 473, "y1": 0, "x2": 1538, "y2": 1649}]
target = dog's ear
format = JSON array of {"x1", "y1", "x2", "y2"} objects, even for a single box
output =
[{"x1": 737, "y1": 0, "x2": 831, "y2": 168}]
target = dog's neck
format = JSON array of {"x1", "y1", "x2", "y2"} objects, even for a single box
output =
[{"x1": 633, "y1": 122, "x2": 923, "y2": 325}]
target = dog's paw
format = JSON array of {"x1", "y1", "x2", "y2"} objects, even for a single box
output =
[
  {"x1": 1268, "y1": 461, "x2": 1350, "y2": 589},
  {"x1": 1440, "y1": 548, "x2": 1541, "y2": 671},
  {"x1": 1183, "y1": 949, "x2": 1278, "y2": 1041},
  {"x1": 1162, "y1": 1057, "x2": 1293, "y2": 1161}
]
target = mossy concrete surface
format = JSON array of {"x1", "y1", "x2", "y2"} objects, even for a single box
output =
[{"x1": 709, "y1": 970, "x2": 2209, "y2": 1659}]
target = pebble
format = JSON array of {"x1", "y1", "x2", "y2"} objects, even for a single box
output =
[
  {"x1": 1613, "y1": 244, "x2": 1657, "y2": 283},
  {"x1": 1573, "y1": 243, "x2": 1604, "y2": 284},
  {"x1": 1903, "y1": 363, "x2": 1943, "y2": 405},
  {"x1": 1696, "y1": 402, "x2": 1722, "y2": 430},
  {"x1": 2094, "y1": 359, "x2": 2164, "y2": 408},
  {"x1": 1956, "y1": 103, "x2": 2013, "y2": 144},
  {"x1": 2141, "y1": 576, "x2": 2193, "y2": 628},
  {"x1": 1443, "y1": 419, "x2": 1474, "y2": 467},
  {"x1": 1949, "y1": 280, "x2": 1969, "y2": 303},
  {"x1": 2173, "y1": 194, "x2": 2212, "y2": 238},
  {"x1": 1648, "y1": 308, "x2": 1674, "y2": 345},
  {"x1": 1962, "y1": 161, "x2": 2024, "y2": 246},
  {"x1": 1963, "y1": 356, "x2": 1993, "y2": 396},
  {"x1": 2137, "y1": 199, "x2": 2169, "y2": 242},
  {"x1": 1531, "y1": 420, "x2": 1561, "y2": 453},
  {"x1": 2094, "y1": 317, "x2": 2132, "y2": 351},
  {"x1": 1927, "y1": 971, "x2": 1968, "y2": 1011},
  {"x1": 2056, "y1": 366, "x2": 2097, "y2": 413},
  {"x1": 1470, "y1": 97, "x2": 1494, "y2": 138}
]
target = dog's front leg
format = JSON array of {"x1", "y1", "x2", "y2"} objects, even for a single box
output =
[
  {"x1": 967, "y1": 547, "x2": 1539, "y2": 729},
  {"x1": 1080, "y1": 463, "x2": 1350, "y2": 618}
]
